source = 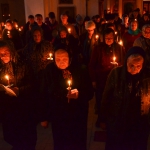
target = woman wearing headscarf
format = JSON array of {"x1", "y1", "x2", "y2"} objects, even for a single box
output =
[
  {"x1": 40, "y1": 44, "x2": 94, "y2": 150},
  {"x1": 100, "y1": 46, "x2": 150, "y2": 150},
  {"x1": 122, "y1": 19, "x2": 141, "y2": 52},
  {"x1": 0, "y1": 40, "x2": 36, "y2": 150},
  {"x1": 133, "y1": 24, "x2": 150, "y2": 68}
]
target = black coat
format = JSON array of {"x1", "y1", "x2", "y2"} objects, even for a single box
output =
[
  {"x1": 101, "y1": 66, "x2": 150, "y2": 150},
  {"x1": 39, "y1": 62, "x2": 94, "y2": 150}
]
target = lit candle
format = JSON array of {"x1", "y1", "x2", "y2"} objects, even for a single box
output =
[
  {"x1": 68, "y1": 28, "x2": 71, "y2": 33},
  {"x1": 5, "y1": 75, "x2": 10, "y2": 85},
  {"x1": 118, "y1": 40, "x2": 123, "y2": 46},
  {"x1": 115, "y1": 31, "x2": 117, "y2": 35},
  {"x1": 95, "y1": 34, "x2": 99, "y2": 41},
  {"x1": 19, "y1": 28, "x2": 21, "y2": 31},
  {"x1": 16, "y1": 25, "x2": 18, "y2": 29},
  {"x1": 110, "y1": 56, "x2": 118, "y2": 66},
  {"x1": 67, "y1": 79, "x2": 72, "y2": 103},
  {"x1": 47, "y1": 53, "x2": 53, "y2": 60},
  {"x1": 7, "y1": 31, "x2": 10, "y2": 36},
  {"x1": 113, "y1": 56, "x2": 116, "y2": 62},
  {"x1": 135, "y1": 19, "x2": 137, "y2": 21}
]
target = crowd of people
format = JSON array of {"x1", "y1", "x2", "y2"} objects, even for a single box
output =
[{"x1": 0, "y1": 7, "x2": 150, "y2": 150}]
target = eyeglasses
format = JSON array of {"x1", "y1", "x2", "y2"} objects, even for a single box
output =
[
  {"x1": 87, "y1": 29, "x2": 94, "y2": 32},
  {"x1": 0, "y1": 52, "x2": 10, "y2": 58},
  {"x1": 105, "y1": 38, "x2": 113, "y2": 40}
]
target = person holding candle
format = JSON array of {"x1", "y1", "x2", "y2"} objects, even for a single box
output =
[
  {"x1": 2, "y1": 19, "x2": 23, "y2": 51},
  {"x1": 100, "y1": 46, "x2": 150, "y2": 150},
  {"x1": 40, "y1": 44, "x2": 94, "y2": 150},
  {"x1": 0, "y1": 40, "x2": 37, "y2": 150},
  {"x1": 53, "y1": 26, "x2": 80, "y2": 65},
  {"x1": 122, "y1": 19, "x2": 141, "y2": 52},
  {"x1": 89, "y1": 28, "x2": 125, "y2": 128},
  {"x1": 57, "y1": 12, "x2": 78, "y2": 39},
  {"x1": 79, "y1": 20, "x2": 101, "y2": 65}
]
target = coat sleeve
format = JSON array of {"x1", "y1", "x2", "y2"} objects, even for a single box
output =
[
  {"x1": 100, "y1": 68, "x2": 117, "y2": 122},
  {"x1": 89, "y1": 45, "x2": 100, "y2": 82}
]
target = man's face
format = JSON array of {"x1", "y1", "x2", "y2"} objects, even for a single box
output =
[
  {"x1": 55, "y1": 50, "x2": 69, "y2": 69},
  {"x1": 131, "y1": 22, "x2": 138, "y2": 31},
  {"x1": 124, "y1": 17, "x2": 129, "y2": 24},
  {"x1": 28, "y1": 18, "x2": 35, "y2": 24},
  {"x1": 87, "y1": 29, "x2": 94, "y2": 37},
  {"x1": 61, "y1": 15, "x2": 68, "y2": 24},
  {"x1": 144, "y1": 15, "x2": 149, "y2": 21},
  {"x1": 33, "y1": 30, "x2": 42, "y2": 43},
  {"x1": 60, "y1": 31, "x2": 67, "y2": 38},
  {"x1": 105, "y1": 32, "x2": 114, "y2": 46},
  {"x1": 0, "y1": 46, "x2": 11, "y2": 64},
  {"x1": 35, "y1": 16, "x2": 43, "y2": 26},
  {"x1": 49, "y1": 18, "x2": 56, "y2": 24},
  {"x1": 127, "y1": 56, "x2": 144, "y2": 75}
]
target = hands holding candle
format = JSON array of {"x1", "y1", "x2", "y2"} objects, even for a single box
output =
[
  {"x1": 110, "y1": 56, "x2": 118, "y2": 66},
  {"x1": 67, "y1": 79, "x2": 79, "y2": 103},
  {"x1": 7, "y1": 31, "x2": 12, "y2": 38},
  {"x1": 47, "y1": 52, "x2": 53, "y2": 60}
]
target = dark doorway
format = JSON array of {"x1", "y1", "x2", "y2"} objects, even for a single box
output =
[{"x1": 1, "y1": 3, "x2": 10, "y2": 22}]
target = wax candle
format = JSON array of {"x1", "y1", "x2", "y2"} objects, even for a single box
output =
[
  {"x1": 68, "y1": 28, "x2": 71, "y2": 33},
  {"x1": 5, "y1": 75, "x2": 10, "y2": 85}
]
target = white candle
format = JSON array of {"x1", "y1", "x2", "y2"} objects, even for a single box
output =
[
  {"x1": 95, "y1": 35, "x2": 99, "y2": 41},
  {"x1": 68, "y1": 28, "x2": 71, "y2": 33},
  {"x1": 113, "y1": 56, "x2": 116, "y2": 62},
  {"x1": 68, "y1": 80, "x2": 71, "y2": 88},
  {"x1": 5, "y1": 75, "x2": 10, "y2": 85}
]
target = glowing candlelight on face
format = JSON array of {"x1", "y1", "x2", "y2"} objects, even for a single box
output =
[
  {"x1": 5, "y1": 75, "x2": 10, "y2": 85},
  {"x1": 68, "y1": 28, "x2": 71, "y2": 33}
]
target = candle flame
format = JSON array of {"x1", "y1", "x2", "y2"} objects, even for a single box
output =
[
  {"x1": 115, "y1": 31, "x2": 117, "y2": 35},
  {"x1": 113, "y1": 56, "x2": 116, "y2": 62},
  {"x1": 68, "y1": 28, "x2": 71, "y2": 33},
  {"x1": 5, "y1": 75, "x2": 9, "y2": 80},
  {"x1": 19, "y1": 28, "x2": 21, "y2": 31},
  {"x1": 7, "y1": 31, "x2": 10, "y2": 34},
  {"x1": 49, "y1": 53, "x2": 52, "y2": 57},
  {"x1": 68, "y1": 80, "x2": 71, "y2": 87},
  {"x1": 95, "y1": 35, "x2": 99, "y2": 39}
]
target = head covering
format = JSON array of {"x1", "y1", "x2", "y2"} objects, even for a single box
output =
[
  {"x1": 49, "y1": 12, "x2": 55, "y2": 19},
  {"x1": 85, "y1": 20, "x2": 96, "y2": 30},
  {"x1": 76, "y1": 14, "x2": 83, "y2": 22}
]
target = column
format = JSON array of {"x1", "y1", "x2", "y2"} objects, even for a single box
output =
[{"x1": 118, "y1": 0, "x2": 122, "y2": 18}]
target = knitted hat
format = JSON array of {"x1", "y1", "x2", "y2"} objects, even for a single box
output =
[
  {"x1": 85, "y1": 20, "x2": 96, "y2": 30},
  {"x1": 76, "y1": 14, "x2": 83, "y2": 22}
]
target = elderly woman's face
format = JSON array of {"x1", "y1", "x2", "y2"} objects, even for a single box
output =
[
  {"x1": 55, "y1": 50, "x2": 69, "y2": 69},
  {"x1": 143, "y1": 27, "x2": 150, "y2": 38},
  {"x1": 5, "y1": 22, "x2": 12, "y2": 30},
  {"x1": 33, "y1": 30, "x2": 42, "y2": 43},
  {"x1": 130, "y1": 22, "x2": 138, "y2": 31},
  {"x1": 0, "y1": 46, "x2": 11, "y2": 64},
  {"x1": 127, "y1": 56, "x2": 144, "y2": 75},
  {"x1": 105, "y1": 32, "x2": 114, "y2": 46}
]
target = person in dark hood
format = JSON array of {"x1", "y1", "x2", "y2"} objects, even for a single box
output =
[
  {"x1": 39, "y1": 44, "x2": 94, "y2": 150},
  {"x1": 100, "y1": 46, "x2": 150, "y2": 150},
  {"x1": 0, "y1": 40, "x2": 36, "y2": 150}
]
